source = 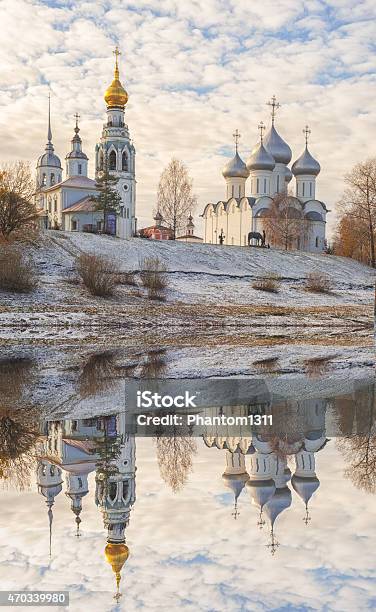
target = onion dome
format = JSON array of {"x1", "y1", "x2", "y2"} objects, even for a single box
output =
[
  {"x1": 246, "y1": 142, "x2": 275, "y2": 172},
  {"x1": 263, "y1": 125, "x2": 292, "y2": 165},
  {"x1": 222, "y1": 151, "x2": 250, "y2": 179},
  {"x1": 285, "y1": 167, "x2": 293, "y2": 183},
  {"x1": 291, "y1": 475, "x2": 320, "y2": 505},
  {"x1": 292, "y1": 146, "x2": 320, "y2": 176},
  {"x1": 246, "y1": 478, "x2": 276, "y2": 509},
  {"x1": 264, "y1": 486, "x2": 292, "y2": 527},
  {"x1": 105, "y1": 542, "x2": 129, "y2": 602},
  {"x1": 222, "y1": 472, "x2": 249, "y2": 501},
  {"x1": 104, "y1": 47, "x2": 128, "y2": 109},
  {"x1": 37, "y1": 96, "x2": 62, "y2": 170},
  {"x1": 66, "y1": 119, "x2": 88, "y2": 160}
]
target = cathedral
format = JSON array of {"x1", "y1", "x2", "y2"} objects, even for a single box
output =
[
  {"x1": 202, "y1": 97, "x2": 329, "y2": 252},
  {"x1": 35, "y1": 48, "x2": 136, "y2": 239}
]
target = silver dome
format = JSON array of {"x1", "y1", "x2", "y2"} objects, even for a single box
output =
[
  {"x1": 292, "y1": 146, "x2": 320, "y2": 176},
  {"x1": 222, "y1": 151, "x2": 250, "y2": 179},
  {"x1": 264, "y1": 487, "x2": 292, "y2": 527},
  {"x1": 284, "y1": 166, "x2": 293, "y2": 183},
  {"x1": 37, "y1": 150, "x2": 62, "y2": 168},
  {"x1": 246, "y1": 142, "x2": 275, "y2": 172},
  {"x1": 263, "y1": 125, "x2": 292, "y2": 165},
  {"x1": 291, "y1": 475, "x2": 320, "y2": 504}
]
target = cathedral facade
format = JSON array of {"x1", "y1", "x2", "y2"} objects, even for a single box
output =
[
  {"x1": 202, "y1": 98, "x2": 329, "y2": 252},
  {"x1": 35, "y1": 48, "x2": 136, "y2": 240}
]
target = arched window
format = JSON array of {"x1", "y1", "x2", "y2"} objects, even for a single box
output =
[
  {"x1": 109, "y1": 150, "x2": 117, "y2": 171},
  {"x1": 99, "y1": 152, "x2": 104, "y2": 170},
  {"x1": 315, "y1": 237, "x2": 319, "y2": 248},
  {"x1": 276, "y1": 175, "x2": 280, "y2": 192},
  {"x1": 256, "y1": 178, "x2": 260, "y2": 192},
  {"x1": 78, "y1": 164, "x2": 82, "y2": 175},
  {"x1": 264, "y1": 178, "x2": 267, "y2": 193},
  {"x1": 42, "y1": 173, "x2": 46, "y2": 186},
  {"x1": 310, "y1": 182, "x2": 313, "y2": 196},
  {"x1": 122, "y1": 152, "x2": 128, "y2": 171},
  {"x1": 303, "y1": 183, "x2": 305, "y2": 197},
  {"x1": 50, "y1": 173, "x2": 55, "y2": 185},
  {"x1": 109, "y1": 482, "x2": 117, "y2": 501}
]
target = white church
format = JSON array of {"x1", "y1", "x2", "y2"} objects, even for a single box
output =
[
  {"x1": 202, "y1": 97, "x2": 329, "y2": 252},
  {"x1": 35, "y1": 48, "x2": 136, "y2": 239}
]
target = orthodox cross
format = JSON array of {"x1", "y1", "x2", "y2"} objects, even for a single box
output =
[
  {"x1": 233, "y1": 129, "x2": 241, "y2": 153},
  {"x1": 257, "y1": 510, "x2": 266, "y2": 529},
  {"x1": 266, "y1": 529, "x2": 280, "y2": 555},
  {"x1": 258, "y1": 121, "x2": 265, "y2": 143},
  {"x1": 303, "y1": 125, "x2": 311, "y2": 146},
  {"x1": 113, "y1": 45, "x2": 121, "y2": 71},
  {"x1": 303, "y1": 507, "x2": 311, "y2": 526},
  {"x1": 74, "y1": 112, "x2": 80, "y2": 132},
  {"x1": 231, "y1": 502, "x2": 239, "y2": 520},
  {"x1": 267, "y1": 95, "x2": 280, "y2": 126}
]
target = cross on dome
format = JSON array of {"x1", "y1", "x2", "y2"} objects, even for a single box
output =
[
  {"x1": 303, "y1": 125, "x2": 311, "y2": 146},
  {"x1": 267, "y1": 95, "x2": 280, "y2": 126},
  {"x1": 74, "y1": 112, "x2": 80, "y2": 133},
  {"x1": 258, "y1": 121, "x2": 265, "y2": 143},
  {"x1": 233, "y1": 129, "x2": 241, "y2": 153}
]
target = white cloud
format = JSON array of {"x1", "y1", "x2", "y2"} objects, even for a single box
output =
[{"x1": 0, "y1": 0, "x2": 375, "y2": 236}]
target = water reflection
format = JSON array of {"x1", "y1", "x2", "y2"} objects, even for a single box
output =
[{"x1": 0, "y1": 396, "x2": 375, "y2": 605}]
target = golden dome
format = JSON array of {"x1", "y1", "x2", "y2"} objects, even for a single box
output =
[
  {"x1": 104, "y1": 47, "x2": 128, "y2": 108},
  {"x1": 105, "y1": 542, "x2": 129, "y2": 600}
]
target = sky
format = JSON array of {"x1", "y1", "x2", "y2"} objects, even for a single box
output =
[
  {"x1": 1, "y1": 439, "x2": 375, "y2": 611},
  {"x1": 0, "y1": 0, "x2": 375, "y2": 234}
]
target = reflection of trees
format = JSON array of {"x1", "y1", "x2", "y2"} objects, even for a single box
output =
[
  {"x1": 336, "y1": 382, "x2": 376, "y2": 493},
  {"x1": 0, "y1": 357, "x2": 40, "y2": 489},
  {"x1": 0, "y1": 413, "x2": 40, "y2": 489},
  {"x1": 155, "y1": 434, "x2": 197, "y2": 493},
  {"x1": 94, "y1": 417, "x2": 123, "y2": 482}
]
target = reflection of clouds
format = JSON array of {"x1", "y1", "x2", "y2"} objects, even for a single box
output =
[{"x1": 0, "y1": 440, "x2": 375, "y2": 610}]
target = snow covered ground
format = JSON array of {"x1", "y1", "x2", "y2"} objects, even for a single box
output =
[{"x1": 0, "y1": 231, "x2": 374, "y2": 389}]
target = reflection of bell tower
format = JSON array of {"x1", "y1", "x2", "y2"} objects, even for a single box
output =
[
  {"x1": 291, "y1": 448, "x2": 320, "y2": 525},
  {"x1": 95, "y1": 416, "x2": 136, "y2": 602},
  {"x1": 65, "y1": 473, "x2": 89, "y2": 536},
  {"x1": 36, "y1": 459, "x2": 63, "y2": 557},
  {"x1": 222, "y1": 450, "x2": 249, "y2": 519}
]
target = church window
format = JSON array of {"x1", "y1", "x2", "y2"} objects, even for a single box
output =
[
  {"x1": 122, "y1": 481, "x2": 129, "y2": 500},
  {"x1": 109, "y1": 482, "x2": 117, "y2": 501},
  {"x1": 78, "y1": 477, "x2": 83, "y2": 488},
  {"x1": 256, "y1": 178, "x2": 259, "y2": 193},
  {"x1": 315, "y1": 237, "x2": 319, "y2": 248},
  {"x1": 302, "y1": 183, "x2": 305, "y2": 196},
  {"x1": 276, "y1": 175, "x2": 280, "y2": 192},
  {"x1": 42, "y1": 173, "x2": 46, "y2": 186},
  {"x1": 42, "y1": 465, "x2": 47, "y2": 476},
  {"x1": 71, "y1": 220, "x2": 77, "y2": 231},
  {"x1": 99, "y1": 152, "x2": 104, "y2": 170},
  {"x1": 264, "y1": 178, "x2": 266, "y2": 193},
  {"x1": 310, "y1": 182, "x2": 312, "y2": 196},
  {"x1": 109, "y1": 150, "x2": 117, "y2": 170},
  {"x1": 78, "y1": 164, "x2": 82, "y2": 175},
  {"x1": 50, "y1": 173, "x2": 55, "y2": 185},
  {"x1": 48, "y1": 198, "x2": 52, "y2": 213},
  {"x1": 54, "y1": 198, "x2": 57, "y2": 213},
  {"x1": 122, "y1": 152, "x2": 128, "y2": 171},
  {"x1": 120, "y1": 206, "x2": 124, "y2": 217},
  {"x1": 127, "y1": 208, "x2": 130, "y2": 219}
]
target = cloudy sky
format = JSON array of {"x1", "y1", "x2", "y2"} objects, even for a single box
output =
[
  {"x1": 1, "y1": 439, "x2": 375, "y2": 611},
  {"x1": 0, "y1": 0, "x2": 375, "y2": 234}
]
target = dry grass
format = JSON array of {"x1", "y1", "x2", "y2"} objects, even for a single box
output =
[
  {"x1": 139, "y1": 256, "x2": 168, "y2": 300},
  {"x1": 253, "y1": 356, "x2": 280, "y2": 371},
  {"x1": 0, "y1": 246, "x2": 37, "y2": 293},
  {"x1": 118, "y1": 271, "x2": 138, "y2": 286},
  {"x1": 78, "y1": 351, "x2": 118, "y2": 398},
  {"x1": 305, "y1": 272, "x2": 332, "y2": 293},
  {"x1": 77, "y1": 253, "x2": 119, "y2": 297},
  {"x1": 303, "y1": 354, "x2": 338, "y2": 378},
  {"x1": 252, "y1": 274, "x2": 280, "y2": 293}
]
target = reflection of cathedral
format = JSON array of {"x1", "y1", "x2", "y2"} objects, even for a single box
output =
[
  {"x1": 204, "y1": 399, "x2": 329, "y2": 552},
  {"x1": 202, "y1": 97, "x2": 328, "y2": 252}
]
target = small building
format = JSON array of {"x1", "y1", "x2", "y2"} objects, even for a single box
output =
[
  {"x1": 176, "y1": 215, "x2": 203, "y2": 243},
  {"x1": 62, "y1": 196, "x2": 107, "y2": 233},
  {"x1": 138, "y1": 211, "x2": 174, "y2": 240}
]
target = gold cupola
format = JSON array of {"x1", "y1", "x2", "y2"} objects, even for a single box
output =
[
  {"x1": 104, "y1": 47, "x2": 129, "y2": 109},
  {"x1": 105, "y1": 542, "x2": 130, "y2": 602}
]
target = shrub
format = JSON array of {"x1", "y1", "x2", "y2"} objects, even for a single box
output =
[
  {"x1": 252, "y1": 274, "x2": 280, "y2": 293},
  {"x1": 305, "y1": 272, "x2": 332, "y2": 293},
  {"x1": 119, "y1": 271, "x2": 138, "y2": 286},
  {"x1": 303, "y1": 355, "x2": 337, "y2": 378},
  {"x1": 76, "y1": 253, "x2": 119, "y2": 297},
  {"x1": 139, "y1": 256, "x2": 168, "y2": 300},
  {"x1": 0, "y1": 246, "x2": 37, "y2": 293}
]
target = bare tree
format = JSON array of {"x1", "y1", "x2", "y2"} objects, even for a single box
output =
[
  {"x1": 155, "y1": 434, "x2": 197, "y2": 493},
  {"x1": 262, "y1": 193, "x2": 308, "y2": 250},
  {"x1": 0, "y1": 161, "x2": 37, "y2": 239},
  {"x1": 157, "y1": 158, "x2": 197, "y2": 239},
  {"x1": 337, "y1": 158, "x2": 376, "y2": 268}
]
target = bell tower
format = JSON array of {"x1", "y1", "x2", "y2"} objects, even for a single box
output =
[{"x1": 95, "y1": 47, "x2": 136, "y2": 239}]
